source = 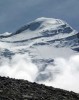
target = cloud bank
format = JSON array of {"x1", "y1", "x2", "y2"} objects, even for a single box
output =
[
  {"x1": 0, "y1": 53, "x2": 79, "y2": 93},
  {"x1": 39, "y1": 55, "x2": 79, "y2": 93},
  {"x1": 0, "y1": 54, "x2": 38, "y2": 82}
]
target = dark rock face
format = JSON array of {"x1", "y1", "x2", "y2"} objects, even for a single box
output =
[{"x1": 0, "y1": 77, "x2": 79, "y2": 100}]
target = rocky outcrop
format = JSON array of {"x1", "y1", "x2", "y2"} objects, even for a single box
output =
[{"x1": 0, "y1": 76, "x2": 79, "y2": 100}]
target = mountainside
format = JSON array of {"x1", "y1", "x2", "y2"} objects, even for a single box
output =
[
  {"x1": 0, "y1": 17, "x2": 79, "y2": 56},
  {"x1": 0, "y1": 17, "x2": 79, "y2": 92},
  {"x1": 0, "y1": 76, "x2": 79, "y2": 100},
  {"x1": 0, "y1": 17, "x2": 79, "y2": 64},
  {"x1": 0, "y1": 17, "x2": 79, "y2": 48}
]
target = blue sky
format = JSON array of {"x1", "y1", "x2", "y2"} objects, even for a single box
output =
[{"x1": 0, "y1": 0, "x2": 79, "y2": 33}]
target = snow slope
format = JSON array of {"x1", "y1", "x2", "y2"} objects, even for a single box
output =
[{"x1": 0, "y1": 17, "x2": 78, "y2": 58}]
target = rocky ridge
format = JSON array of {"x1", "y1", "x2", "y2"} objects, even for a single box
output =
[{"x1": 0, "y1": 76, "x2": 79, "y2": 100}]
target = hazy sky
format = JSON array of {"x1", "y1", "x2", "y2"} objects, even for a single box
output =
[{"x1": 0, "y1": 0, "x2": 79, "y2": 33}]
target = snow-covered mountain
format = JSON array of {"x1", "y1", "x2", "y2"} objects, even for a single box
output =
[
  {"x1": 0, "y1": 17, "x2": 79, "y2": 92},
  {"x1": 0, "y1": 17, "x2": 78, "y2": 60}
]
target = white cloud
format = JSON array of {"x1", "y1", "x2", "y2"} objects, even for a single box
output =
[
  {"x1": 0, "y1": 52, "x2": 79, "y2": 93},
  {"x1": 38, "y1": 55, "x2": 79, "y2": 93},
  {"x1": 0, "y1": 54, "x2": 38, "y2": 82}
]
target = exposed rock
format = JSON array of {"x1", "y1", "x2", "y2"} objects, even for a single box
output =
[{"x1": 0, "y1": 76, "x2": 79, "y2": 100}]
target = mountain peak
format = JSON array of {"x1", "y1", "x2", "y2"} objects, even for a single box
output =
[
  {"x1": 0, "y1": 17, "x2": 77, "y2": 44},
  {"x1": 35, "y1": 17, "x2": 65, "y2": 25},
  {"x1": 35, "y1": 17, "x2": 55, "y2": 22}
]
